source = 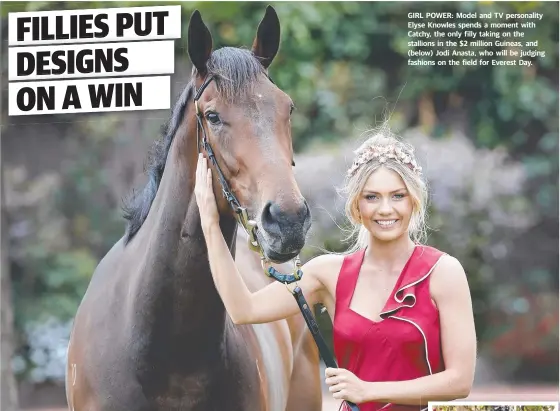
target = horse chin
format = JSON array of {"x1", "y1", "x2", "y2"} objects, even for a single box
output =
[
  {"x1": 256, "y1": 232, "x2": 301, "y2": 263},
  {"x1": 263, "y1": 248, "x2": 300, "y2": 264}
]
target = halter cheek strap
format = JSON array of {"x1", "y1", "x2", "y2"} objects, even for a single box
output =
[
  {"x1": 194, "y1": 75, "x2": 259, "y2": 252},
  {"x1": 194, "y1": 76, "x2": 238, "y2": 205}
]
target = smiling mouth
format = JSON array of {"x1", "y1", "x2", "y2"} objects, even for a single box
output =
[{"x1": 375, "y1": 219, "x2": 398, "y2": 228}]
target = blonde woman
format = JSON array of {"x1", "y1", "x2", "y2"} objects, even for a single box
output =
[{"x1": 194, "y1": 128, "x2": 477, "y2": 411}]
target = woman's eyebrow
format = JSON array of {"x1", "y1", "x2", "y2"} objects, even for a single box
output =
[{"x1": 363, "y1": 188, "x2": 408, "y2": 194}]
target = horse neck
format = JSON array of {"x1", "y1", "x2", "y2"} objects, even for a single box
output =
[{"x1": 132, "y1": 124, "x2": 237, "y2": 347}]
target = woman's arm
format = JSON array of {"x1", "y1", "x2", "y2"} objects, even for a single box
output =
[
  {"x1": 365, "y1": 255, "x2": 477, "y2": 404},
  {"x1": 326, "y1": 254, "x2": 476, "y2": 405},
  {"x1": 195, "y1": 154, "x2": 325, "y2": 324},
  {"x1": 203, "y1": 222, "x2": 324, "y2": 324}
]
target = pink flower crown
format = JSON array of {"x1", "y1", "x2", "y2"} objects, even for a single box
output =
[{"x1": 347, "y1": 143, "x2": 422, "y2": 177}]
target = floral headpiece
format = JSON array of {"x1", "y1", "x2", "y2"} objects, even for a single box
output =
[{"x1": 347, "y1": 142, "x2": 422, "y2": 177}]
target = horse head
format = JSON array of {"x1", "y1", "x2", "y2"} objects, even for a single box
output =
[{"x1": 187, "y1": 7, "x2": 311, "y2": 263}]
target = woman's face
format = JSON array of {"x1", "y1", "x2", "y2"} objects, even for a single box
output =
[{"x1": 356, "y1": 167, "x2": 414, "y2": 243}]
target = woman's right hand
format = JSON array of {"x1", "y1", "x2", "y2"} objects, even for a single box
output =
[{"x1": 194, "y1": 153, "x2": 220, "y2": 231}]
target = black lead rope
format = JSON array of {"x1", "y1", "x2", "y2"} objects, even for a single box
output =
[
  {"x1": 194, "y1": 74, "x2": 359, "y2": 411},
  {"x1": 290, "y1": 286, "x2": 360, "y2": 411}
]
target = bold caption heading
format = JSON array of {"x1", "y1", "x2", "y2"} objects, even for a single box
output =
[
  {"x1": 9, "y1": 5, "x2": 181, "y2": 45},
  {"x1": 8, "y1": 6, "x2": 180, "y2": 116}
]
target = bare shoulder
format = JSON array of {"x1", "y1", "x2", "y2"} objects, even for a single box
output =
[
  {"x1": 303, "y1": 252, "x2": 346, "y2": 278},
  {"x1": 302, "y1": 252, "x2": 346, "y2": 310},
  {"x1": 302, "y1": 252, "x2": 347, "y2": 293},
  {"x1": 431, "y1": 253, "x2": 471, "y2": 299}
]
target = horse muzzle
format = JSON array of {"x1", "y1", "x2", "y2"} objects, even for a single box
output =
[{"x1": 257, "y1": 199, "x2": 311, "y2": 263}]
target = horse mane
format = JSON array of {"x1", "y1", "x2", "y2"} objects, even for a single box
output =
[{"x1": 122, "y1": 47, "x2": 266, "y2": 244}]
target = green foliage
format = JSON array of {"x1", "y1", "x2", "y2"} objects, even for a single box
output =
[
  {"x1": 10, "y1": 120, "x2": 125, "y2": 375},
  {"x1": 14, "y1": 248, "x2": 97, "y2": 324}
]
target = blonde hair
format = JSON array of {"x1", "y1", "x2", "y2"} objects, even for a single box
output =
[{"x1": 340, "y1": 125, "x2": 429, "y2": 253}]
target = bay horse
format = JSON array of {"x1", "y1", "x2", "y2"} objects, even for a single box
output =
[{"x1": 65, "y1": 7, "x2": 322, "y2": 411}]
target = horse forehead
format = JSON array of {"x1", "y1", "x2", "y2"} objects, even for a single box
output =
[
  {"x1": 245, "y1": 94, "x2": 277, "y2": 114},
  {"x1": 200, "y1": 78, "x2": 286, "y2": 113},
  {"x1": 247, "y1": 80, "x2": 286, "y2": 105},
  {"x1": 252, "y1": 83, "x2": 282, "y2": 101}
]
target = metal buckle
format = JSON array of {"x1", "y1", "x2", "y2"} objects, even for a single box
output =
[
  {"x1": 236, "y1": 208, "x2": 260, "y2": 253},
  {"x1": 246, "y1": 220, "x2": 260, "y2": 253},
  {"x1": 284, "y1": 280, "x2": 298, "y2": 294}
]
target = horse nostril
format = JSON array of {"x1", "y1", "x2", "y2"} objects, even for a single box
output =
[
  {"x1": 261, "y1": 200, "x2": 311, "y2": 236},
  {"x1": 260, "y1": 199, "x2": 311, "y2": 255},
  {"x1": 302, "y1": 199, "x2": 311, "y2": 222},
  {"x1": 260, "y1": 201, "x2": 281, "y2": 236}
]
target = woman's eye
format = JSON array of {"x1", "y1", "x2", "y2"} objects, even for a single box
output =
[
  {"x1": 206, "y1": 112, "x2": 221, "y2": 125},
  {"x1": 393, "y1": 193, "x2": 405, "y2": 200},
  {"x1": 365, "y1": 194, "x2": 377, "y2": 200}
]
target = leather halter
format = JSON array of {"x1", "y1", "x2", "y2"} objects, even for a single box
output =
[
  {"x1": 193, "y1": 74, "x2": 359, "y2": 411},
  {"x1": 194, "y1": 76, "x2": 243, "y2": 215},
  {"x1": 193, "y1": 74, "x2": 302, "y2": 282}
]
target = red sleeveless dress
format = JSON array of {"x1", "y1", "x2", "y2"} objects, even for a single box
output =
[{"x1": 333, "y1": 245, "x2": 446, "y2": 411}]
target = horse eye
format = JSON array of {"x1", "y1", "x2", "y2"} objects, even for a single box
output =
[
  {"x1": 206, "y1": 112, "x2": 221, "y2": 125},
  {"x1": 290, "y1": 104, "x2": 295, "y2": 115},
  {"x1": 292, "y1": 160, "x2": 296, "y2": 167}
]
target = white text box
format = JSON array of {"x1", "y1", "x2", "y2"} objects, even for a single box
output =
[
  {"x1": 9, "y1": 6, "x2": 181, "y2": 45},
  {"x1": 9, "y1": 76, "x2": 170, "y2": 115},
  {"x1": 9, "y1": 41, "x2": 175, "y2": 81}
]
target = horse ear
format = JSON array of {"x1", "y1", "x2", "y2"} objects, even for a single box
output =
[
  {"x1": 188, "y1": 10, "x2": 213, "y2": 76},
  {"x1": 251, "y1": 5, "x2": 281, "y2": 69}
]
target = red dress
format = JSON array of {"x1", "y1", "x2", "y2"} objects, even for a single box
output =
[{"x1": 333, "y1": 245, "x2": 446, "y2": 411}]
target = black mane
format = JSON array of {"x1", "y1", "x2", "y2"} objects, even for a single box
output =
[{"x1": 122, "y1": 47, "x2": 266, "y2": 244}]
